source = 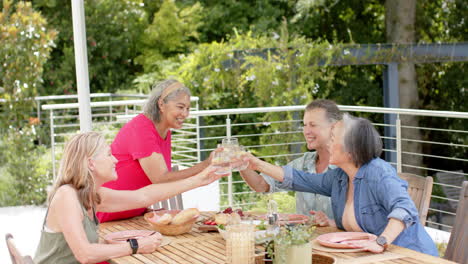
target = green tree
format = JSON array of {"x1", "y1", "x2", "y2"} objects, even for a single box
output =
[
  {"x1": 0, "y1": 0, "x2": 57, "y2": 127},
  {"x1": 31, "y1": 0, "x2": 148, "y2": 95},
  {"x1": 0, "y1": 0, "x2": 56, "y2": 205},
  {"x1": 134, "y1": 0, "x2": 203, "y2": 93}
]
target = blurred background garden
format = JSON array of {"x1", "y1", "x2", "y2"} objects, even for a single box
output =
[{"x1": 0, "y1": 0, "x2": 466, "y2": 221}]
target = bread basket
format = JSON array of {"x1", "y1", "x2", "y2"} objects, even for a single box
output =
[
  {"x1": 144, "y1": 210, "x2": 198, "y2": 236},
  {"x1": 312, "y1": 253, "x2": 337, "y2": 264}
]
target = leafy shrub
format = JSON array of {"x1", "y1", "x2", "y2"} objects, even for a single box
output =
[{"x1": 0, "y1": 125, "x2": 52, "y2": 206}]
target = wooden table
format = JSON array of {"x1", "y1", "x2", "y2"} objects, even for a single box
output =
[{"x1": 99, "y1": 212, "x2": 455, "y2": 264}]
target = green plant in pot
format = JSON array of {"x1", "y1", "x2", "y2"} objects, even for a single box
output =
[{"x1": 267, "y1": 224, "x2": 316, "y2": 264}]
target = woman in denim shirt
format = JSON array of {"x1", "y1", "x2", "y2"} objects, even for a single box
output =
[{"x1": 245, "y1": 113, "x2": 438, "y2": 256}]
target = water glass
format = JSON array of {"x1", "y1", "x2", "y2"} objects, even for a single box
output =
[
  {"x1": 231, "y1": 145, "x2": 249, "y2": 171},
  {"x1": 226, "y1": 224, "x2": 255, "y2": 264},
  {"x1": 212, "y1": 150, "x2": 231, "y2": 174},
  {"x1": 222, "y1": 137, "x2": 239, "y2": 147}
]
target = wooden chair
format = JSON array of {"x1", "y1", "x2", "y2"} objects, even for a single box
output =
[
  {"x1": 444, "y1": 181, "x2": 468, "y2": 263},
  {"x1": 398, "y1": 173, "x2": 433, "y2": 225},
  {"x1": 5, "y1": 233, "x2": 35, "y2": 264},
  {"x1": 151, "y1": 165, "x2": 184, "y2": 210}
]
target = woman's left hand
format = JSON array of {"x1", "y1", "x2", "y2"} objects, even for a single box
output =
[{"x1": 347, "y1": 239, "x2": 385, "y2": 253}]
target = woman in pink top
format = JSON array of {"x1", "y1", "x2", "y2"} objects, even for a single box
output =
[{"x1": 97, "y1": 79, "x2": 214, "y2": 222}]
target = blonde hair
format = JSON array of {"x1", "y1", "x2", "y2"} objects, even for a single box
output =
[
  {"x1": 143, "y1": 79, "x2": 191, "y2": 123},
  {"x1": 48, "y1": 131, "x2": 105, "y2": 210}
]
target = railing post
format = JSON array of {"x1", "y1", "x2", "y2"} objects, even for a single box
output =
[
  {"x1": 383, "y1": 62, "x2": 399, "y2": 165},
  {"x1": 108, "y1": 96, "x2": 113, "y2": 122},
  {"x1": 396, "y1": 114, "x2": 402, "y2": 173},
  {"x1": 195, "y1": 100, "x2": 201, "y2": 163},
  {"x1": 226, "y1": 115, "x2": 233, "y2": 207},
  {"x1": 227, "y1": 171, "x2": 233, "y2": 208},
  {"x1": 226, "y1": 115, "x2": 231, "y2": 138},
  {"x1": 49, "y1": 110, "x2": 56, "y2": 180}
]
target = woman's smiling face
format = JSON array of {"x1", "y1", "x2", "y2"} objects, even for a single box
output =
[
  {"x1": 160, "y1": 92, "x2": 190, "y2": 129},
  {"x1": 303, "y1": 108, "x2": 334, "y2": 151}
]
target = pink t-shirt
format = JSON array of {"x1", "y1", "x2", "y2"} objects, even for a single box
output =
[{"x1": 97, "y1": 114, "x2": 171, "y2": 222}]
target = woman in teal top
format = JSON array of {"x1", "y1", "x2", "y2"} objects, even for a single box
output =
[{"x1": 34, "y1": 132, "x2": 226, "y2": 264}]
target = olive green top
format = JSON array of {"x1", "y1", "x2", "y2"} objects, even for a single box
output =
[{"x1": 34, "y1": 201, "x2": 99, "y2": 264}]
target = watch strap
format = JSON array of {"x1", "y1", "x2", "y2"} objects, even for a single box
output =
[
  {"x1": 376, "y1": 236, "x2": 388, "y2": 250},
  {"x1": 127, "y1": 238, "x2": 138, "y2": 254}
]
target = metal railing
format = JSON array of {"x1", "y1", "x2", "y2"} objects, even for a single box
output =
[
  {"x1": 42, "y1": 96, "x2": 200, "y2": 179},
  {"x1": 42, "y1": 99, "x2": 467, "y2": 231}
]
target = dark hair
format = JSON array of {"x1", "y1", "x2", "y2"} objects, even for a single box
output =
[
  {"x1": 342, "y1": 113, "x2": 382, "y2": 167},
  {"x1": 305, "y1": 99, "x2": 342, "y2": 123}
]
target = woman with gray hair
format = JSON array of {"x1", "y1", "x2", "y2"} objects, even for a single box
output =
[
  {"x1": 244, "y1": 113, "x2": 438, "y2": 256},
  {"x1": 97, "y1": 79, "x2": 215, "y2": 222}
]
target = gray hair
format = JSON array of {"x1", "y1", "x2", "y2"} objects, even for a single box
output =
[
  {"x1": 144, "y1": 79, "x2": 191, "y2": 123},
  {"x1": 305, "y1": 99, "x2": 342, "y2": 123},
  {"x1": 342, "y1": 113, "x2": 382, "y2": 167}
]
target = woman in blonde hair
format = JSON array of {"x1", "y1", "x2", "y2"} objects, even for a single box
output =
[
  {"x1": 34, "y1": 132, "x2": 225, "y2": 264},
  {"x1": 98, "y1": 79, "x2": 217, "y2": 222}
]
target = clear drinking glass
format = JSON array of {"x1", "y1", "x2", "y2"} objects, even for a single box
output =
[
  {"x1": 226, "y1": 224, "x2": 255, "y2": 264},
  {"x1": 222, "y1": 137, "x2": 239, "y2": 147},
  {"x1": 212, "y1": 150, "x2": 231, "y2": 174},
  {"x1": 231, "y1": 145, "x2": 249, "y2": 172}
]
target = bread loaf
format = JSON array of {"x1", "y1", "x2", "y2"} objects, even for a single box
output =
[
  {"x1": 156, "y1": 213, "x2": 173, "y2": 225},
  {"x1": 214, "y1": 212, "x2": 241, "y2": 225},
  {"x1": 171, "y1": 208, "x2": 200, "y2": 225}
]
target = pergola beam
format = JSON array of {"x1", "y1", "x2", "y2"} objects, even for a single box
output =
[{"x1": 223, "y1": 42, "x2": 468, "y2": 68}]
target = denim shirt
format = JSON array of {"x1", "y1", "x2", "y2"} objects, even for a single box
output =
[
  {"x1": 278, "y1": 158, "x2": 438, "y2": 256},
  {"x1": 262, "y1": 151, "x2": 335, "y2": 218}
]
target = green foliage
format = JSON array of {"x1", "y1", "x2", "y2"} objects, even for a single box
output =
[
  {"x1": 0, "y1": 126, "x2": 52, "y2": 206},
  {"x1": 133, "y1": 0, "x2": 204, "y2": 93},
  {"x1": 180, "y1": 0, "x2": 296, "y2": 43},
  {"x1": 136, "y1": 0, "x2": 203, "y2": 71},
  {"x1": 250, "y1": 192, "x2": 296, "y2": 214},
  {"x1": 0, "y1": 0, "x2": 57, "y2": 128},
  {"x1": 33, "y1": 0, "x2": 147, "y2": 95}
]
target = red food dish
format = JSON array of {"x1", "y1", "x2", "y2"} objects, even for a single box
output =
[{"x1": 316, "y1": 232, "x2": 377, "y2": 249}]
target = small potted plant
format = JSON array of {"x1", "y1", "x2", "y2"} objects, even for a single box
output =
[{"x1": 267, "y1": 224, "x2": 316, "y2": 264}]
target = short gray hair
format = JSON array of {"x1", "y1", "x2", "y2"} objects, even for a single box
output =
[
  {"x1": 144, "y1": 79, "x2": 191, "y2": 122},
  {"x1": 305, "y1": 99, "x2": 342, "y2": 123},
  {"x1": 342, "y1": 113, "x2": 382, "y2": 167}
]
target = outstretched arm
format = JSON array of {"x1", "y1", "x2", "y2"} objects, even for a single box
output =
[
  {"x1": 139, "y1": 148, "x2": 219, "y2": 184},
  {"x1": 239, "y1": 169, "x2": 270, "y2": 192},
  {"x1": 244, "y1": 152, "x2": 285, "y2": 182},
  {"x1": 97, "y1": 166, "x2": 226, "y2": 213}
]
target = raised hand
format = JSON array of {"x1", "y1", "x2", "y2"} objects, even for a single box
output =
[{"x1": 242, "y1": 151, "x2": 263, "y2": 171}]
